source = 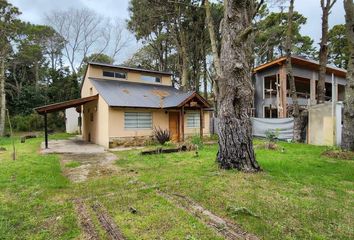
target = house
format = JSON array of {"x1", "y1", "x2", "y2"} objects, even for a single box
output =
[
  {"x1": 35, "y1": 62, "x2": 211, "y2": 148},
  {"x1": 253, "y1": 56, "x2": 347, "y2": 118}
]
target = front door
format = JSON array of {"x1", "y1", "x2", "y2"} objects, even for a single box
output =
[{"x1": 169, "y1": 112, "x2": 180, "y2": 142}]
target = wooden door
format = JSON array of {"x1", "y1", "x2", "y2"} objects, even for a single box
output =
[{"x1": 169, "y1": 112, "x2": 180, "y2": 141}]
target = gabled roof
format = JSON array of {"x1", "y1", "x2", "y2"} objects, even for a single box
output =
[
  {"x1": 90, "y1": 78, "x2": 210, "y2": 109},
  {"x1": 88, "y1": 62, "x2": 173, "y2": 76},
  {"x1": 253, "y1": 56, "x2": 347, "y2": 78}
]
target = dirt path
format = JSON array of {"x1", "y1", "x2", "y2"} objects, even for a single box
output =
[
  {"x1": 157, "y1": 191, "x2": 259, "y2": 240},
  {"x1": 61, "y1": 152, "x2": 118, "y2": 183}
]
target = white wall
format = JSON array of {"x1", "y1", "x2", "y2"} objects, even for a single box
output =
[{"x1": 65, "y1": 108, "x2": 79, "y2": 133}]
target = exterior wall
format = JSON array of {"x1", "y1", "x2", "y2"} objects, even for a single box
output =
[
  {"x1": 108, "y1": 108, "x2": 169, "y2": 138},
  {"x1": 87, "y1": 65, "x2": 172, "y2": 86},
  {"x1": 82, "y1": 96, "x2": 109, "y2": 148},
  {"x1": 65, "y1": 108, "x2": 79, "y2": 133},
  {"x1": 108, "y1": 108, "x2": 210, "y2": 143},
  {"x1": 184, "y1": 110, "x2": 210, "y2": 137}
]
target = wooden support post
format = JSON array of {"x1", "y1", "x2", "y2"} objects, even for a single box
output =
[
  {"x1": 200, "y1": 108, "x2": 203, "y2": 139},
  {"x1": 44, "y1": 112, "x2": 48, "y2": 149},
  {"x1": 279, "y1": 65, "x2": 288, "y2": 118},
  {"x1": 180, "y1": 106, "x2": 185, "y2": 142}
]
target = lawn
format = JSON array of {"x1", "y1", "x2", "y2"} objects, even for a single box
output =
[{"x1": 0, "y1": 135, "x2": 353, "y2": 239}]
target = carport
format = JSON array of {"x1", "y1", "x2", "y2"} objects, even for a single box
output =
[{"x1": 34, "y1": 95, "x2": 98, "y2": 148}]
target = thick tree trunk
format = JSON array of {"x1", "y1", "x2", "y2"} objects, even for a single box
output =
[
  {"x1": 342, "y1": 0, "x2": 354, "y2": 151},
  {"x1": 216, "y1": 0, "x2": 260, "y2": 172},
  {"x1": 318, "y1": 0, "x2": 336, "y2": 103},
  {"x1": 0, "y1": 54, "x2": 6, "y2": 136},
  {"x1": 285, "y1": 0, "x2": 302, "y2": 142}
]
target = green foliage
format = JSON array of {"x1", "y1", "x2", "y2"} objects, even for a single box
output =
[
  {"x1": 255, "y1": 10, "x2": 316, "y2": 64},
  {"x1": 265, "y1": 129, "x2": 279, "y2": 143},
  {"x1": 328, "y1": 24, "x2": 349, "y2": 69},
  {"x1": 10, "y1": 112, "x2": 65, "y2": 132},
  {"x1": 190, "y1": 134, "x2": 203, "y2": 148},
  {"x1": 153, "y1": 127, "x2": 170, "y2": 145},
  {"x1": 65, "y1": 161, "x2": 81, "y2": 168}
]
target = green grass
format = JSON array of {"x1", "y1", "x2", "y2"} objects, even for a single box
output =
[
  {"x1": 0, "y1": 134, "x2": 353, "y2": 239},
  {"x1": 0, "y1": 133, "x2": 79, "y2": 239},
  {"x1": 65, "y1": 161, "x2": 81, "y2": 168}
]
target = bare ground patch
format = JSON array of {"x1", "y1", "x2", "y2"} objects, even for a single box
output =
[
  {"x1": 61, "y1": 153, "x2": 119, "y2": 183},
  {"x1": 157, "y1": 191, "x2": 259, "y2": 240}
]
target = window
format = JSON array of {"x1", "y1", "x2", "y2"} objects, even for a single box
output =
[
  {"x1": 124, "y1": 112, "x2": 152, "y2": 129},
  {"x1": 187, "y1": 112, "x2": 200, "y2": 128},
  {"x1": 115, "y1": 72, "x2": 126, "y2": 79},
  {"x1": 103, "y1": 71, "x2": 126, "y2": 79},
  {"x1": 103, "y1": 71, "x2": 115, "y2": 77},
  {"x1": 141, "y1": 75, "x2": 161, "y2": 83}
]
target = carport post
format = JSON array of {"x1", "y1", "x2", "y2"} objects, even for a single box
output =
[{"x1": 44, "y1": 112, "x2": 48, "y2": 149}]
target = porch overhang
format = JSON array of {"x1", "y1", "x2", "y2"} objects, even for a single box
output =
[
  {"x1": 35, "y1": 95, "x2": 98, "y2": 115},
  {"x1": 34, "y1": 95, "x2": 98, "y2": 149}
]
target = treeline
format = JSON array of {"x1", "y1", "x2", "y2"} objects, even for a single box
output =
[
  {"x1": 124, "y1": 0, "x2": 349, "y2": 96},
  {"x1": 0, "y1": 0, "x2": 128, "y2": 134},
  {"x1": 0, "y1": 0, "x2": 349, "y2": 135}
]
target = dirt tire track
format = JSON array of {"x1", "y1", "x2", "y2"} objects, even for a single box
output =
[
  {"x1": 92, "y1": 202, "x2": 125, "y2": 240},
  {"x1": 73, "y1": 199, "x2": 100, "y2": 240},
  {"x1": 157, "y1": 191, "x2": 259, "y2": 240}
]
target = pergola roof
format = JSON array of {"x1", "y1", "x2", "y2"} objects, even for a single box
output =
[{"x1": 35, "y1": 95, "x2": 98, "y2": 115}]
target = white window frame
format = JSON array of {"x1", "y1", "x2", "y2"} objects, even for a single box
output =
[
  {"x1": 124, "y1": 112, "x2": 152, "y2": 129},
  {"x1": 186, "y1": 112, "x2": 200, "y2": 128}
]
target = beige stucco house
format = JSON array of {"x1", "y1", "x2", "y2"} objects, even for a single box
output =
[{"x1": 36, "y1": 62, "x2": 211, "y2": 148}]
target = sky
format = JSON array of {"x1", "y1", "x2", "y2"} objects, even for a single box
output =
[{"x1": 8, "y1": 0, "x2": 346, "y2": 63}]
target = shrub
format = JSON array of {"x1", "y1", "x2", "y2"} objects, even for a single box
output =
[
  {"x1": 153, "y1": 127, "x2": 170, "y2": 145},
  {"x1": 191, "y1": 134, "x2": 203, "y2": 148},
  {"x1": 265, "y1": 129, "x2": 279, "y2": 143},
  {"x1": 10, "y1": 112, "x2": 65, "y2": 132}
]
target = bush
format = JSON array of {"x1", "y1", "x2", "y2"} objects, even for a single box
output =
[
  {"x1": 153, "y1": 127, "x2": 170, "y2": 145},
  {"x1": 191, "y1": 134, "x2": 203, "y2": 148},
  {"x1": 265, "y1": 129, "x2": 279, "y2": 143},
  {"x1": 10, "y1": 112, "x2": 65, "y2": 132}
]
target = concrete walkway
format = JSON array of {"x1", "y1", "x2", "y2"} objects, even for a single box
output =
[
  {"x1": 40, "y1": 137, "x2": 118, "y2": 183},
  {"x1": 41, "y1": 136, "x2": 105, "y2": 154}
]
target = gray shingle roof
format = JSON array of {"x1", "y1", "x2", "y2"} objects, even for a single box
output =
[{"x1": 90, "y1": 78, "x2": 195, "y2": 108}]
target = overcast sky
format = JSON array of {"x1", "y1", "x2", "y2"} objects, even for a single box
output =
[{"x1": 9, "y1": 0, "x2": 346, "y2": 64}]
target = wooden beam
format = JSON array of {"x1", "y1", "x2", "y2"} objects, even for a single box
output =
[
  {"x1": 35, "y1": 95, "x2": 98, "y2": 114},
  {"x1": 44, "y1": 113, "x2": 48, "y2": 149},
  {"x1": 279, "y1": 65, "x2": 287, "y2": 118},
  {"x1": 180, "y1": 106, "x2": 185, "y2": 142},
  {"x1": 200, "y1": 108, "x2": 203, "y2": 139}
]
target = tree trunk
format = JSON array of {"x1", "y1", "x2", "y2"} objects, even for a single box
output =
[
  {"x1": 216, "y1": 0, "x2": 261, "y2": 172},
  {"x1": 205, "y1": 0, "x2": 221, "y2": 116},
  {"x1": 318, "y1": 0, "x2": 336, "y2": 103},
  {"x1": 342, "y1": 0, "x2": 354, "y2": 151},
  {"x1": 0, "y1": 54, "x2": 6, "y2": 136},
  {"x1": 285, "y1": 0, "x2": 302, "y2": 142},
  {"x1": 203, "y1": 53, "x2": 208, "y2": 100}
]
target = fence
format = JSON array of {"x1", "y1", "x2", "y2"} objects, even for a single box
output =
[{"x1": 210, "y1": 117, "x2": 294, "y2": 140}]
